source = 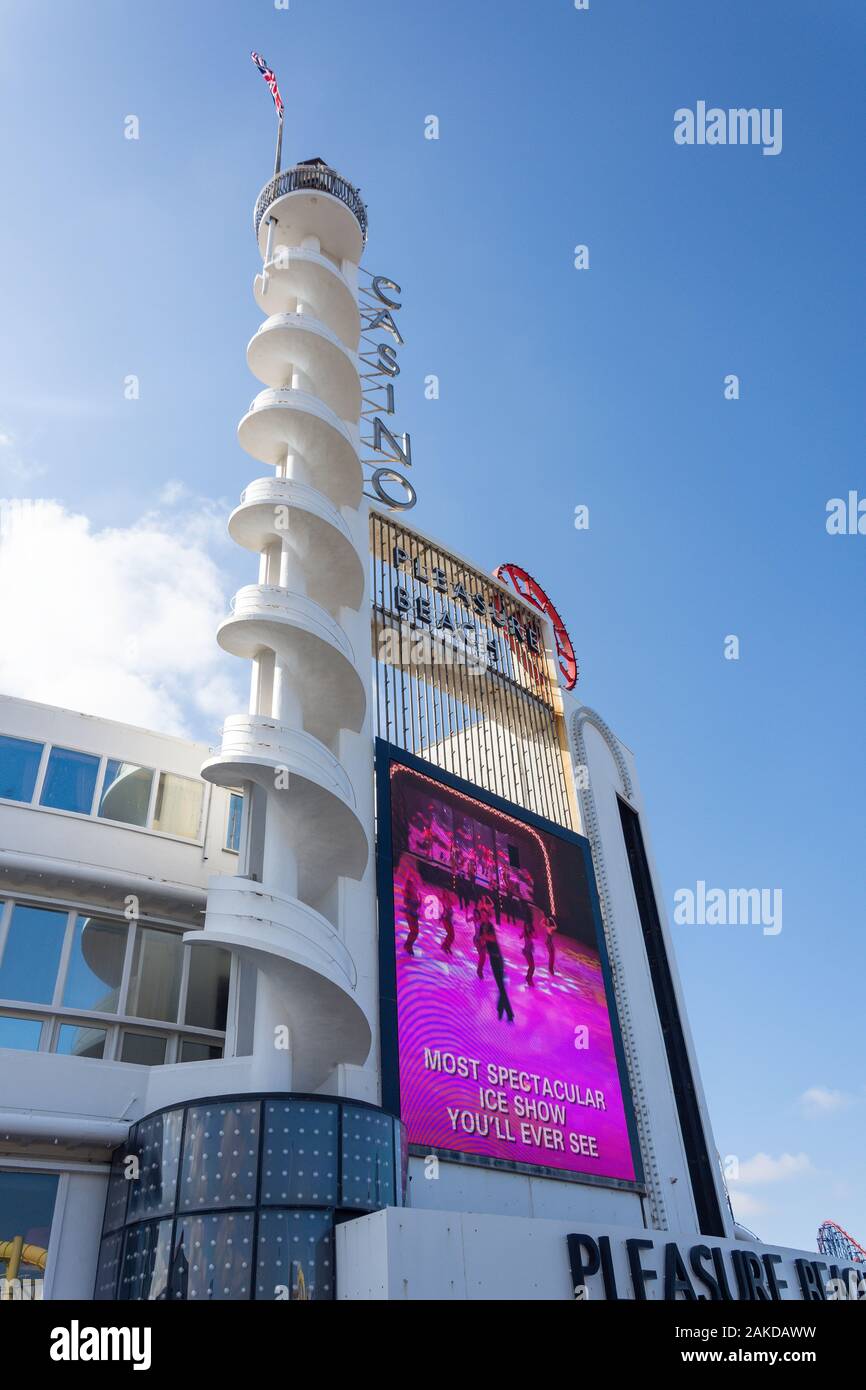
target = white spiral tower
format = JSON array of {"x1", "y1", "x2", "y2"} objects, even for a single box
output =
[{"x1": 186, "y1": 160, "x2": 375, "y2": 1096}]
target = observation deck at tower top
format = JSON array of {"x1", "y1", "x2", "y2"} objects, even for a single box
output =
[{"x1": 254, "y1": 157, "x2": 369, "y2": 247}]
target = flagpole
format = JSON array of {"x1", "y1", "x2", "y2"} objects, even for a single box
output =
[{"x1": 273, "y1": 115, "x2": 283, "y2": 181}]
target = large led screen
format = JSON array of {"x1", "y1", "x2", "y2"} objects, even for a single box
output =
[{"x1": 377, "y1": 747, "x2": 640, "y2": 1185}]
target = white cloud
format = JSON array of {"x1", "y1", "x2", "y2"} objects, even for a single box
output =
[
  {"x1": 799, "y1": 1087, "x2": 855, "y2": 1118},
  {"x1": 0, "y1": 497, "x2": 244, "y2": 738},
  {"x1": 158, "y1": 480, "x2": 190, "y2": 506},
  {"x1": 733, "y1": 1152, "x2": 813, "y2": 1185},
  {"x1": 0, "y1": 428, "x2": 46, "y2": 482},
  {"x1": 729, "y1": 1190, "x2": 766, "y2": 1221}
]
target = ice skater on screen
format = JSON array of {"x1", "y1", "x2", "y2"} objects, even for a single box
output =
[
  {"x1": 403, "y1": 868, "x2": 422, "y2": 955},
  {"x1": 472, "y1": 898, "x2": 486, "y2": 978},
  {"x1": 515, "y1": 899, "x2": 535, "y2": 986},
  {"x1": 476, "y1": 894, "x2": 514, "y2": 1023},
  {"x1": 440, "y1": 881, "x2": 457, "y2": 955},
  {"x1": 462, "y1": 845, "x2": 478, "y2": 906},
  {"x1": 408, "y1": 809, "x2": 433, "y2": 858},
  {"x1": 430, "y1": 805, "x2": 452, "y2": 864},
  {"x1": 542, "y1": 912, "x2": 559, "y2": 975}
]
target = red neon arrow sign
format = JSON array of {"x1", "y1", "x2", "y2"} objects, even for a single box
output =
[{"x1": 494, "y1": 563, "x2": 579, "y2": 690}]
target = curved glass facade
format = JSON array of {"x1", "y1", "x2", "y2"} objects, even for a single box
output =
[{"x1": 95, "y1": 1093, "x2": 407, "y2": 1301}]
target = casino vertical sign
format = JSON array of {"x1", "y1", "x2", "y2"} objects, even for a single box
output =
[{"x1": 360, "y1": 271, "x2": 417, "y2": 510}]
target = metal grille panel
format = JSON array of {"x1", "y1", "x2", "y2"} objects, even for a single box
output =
[{"x1": 370, "y1": 512, "x2": 572, "y2": 828}]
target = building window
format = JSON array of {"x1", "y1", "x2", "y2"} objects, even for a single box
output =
[
  {"x1": 184, "y1": 948, "x2": 231, "y2": 1031},
  {"x1": 0, "y1": 904, "x2": 68, "y2": 1005},
  {"x1": 341, "y1": 1106, "x2": 397, "y2": 1209},
  {"x1": 256, "y1": 1209, "x2": 333, "y2": 1300},
  {"x1": 0, "y1": 1171, "x2": 58, "y2": 1288},
  {"x1": 118, "y1": 1219, "x2": 173, "y2": 1301},
  {"x1": 226, "y1": 792, "x2": 243, "y2": 853},
  {"x1": 0, "y1": 730, "x2": 209, "y2": 842},
  {"x1": 0, "y1": 898, "x2": 229, "y2": 1064},
  {"x1": 62, "y1": 917, "x2": 126, "y2": 1013},
  {"x1": 39, "y1": 746, "x2": 100, "y2": 815},
  {"x1": 98, "y1": 760, "x2": 154, "y2": 827},
  {"x1": 94, "y1": 1232, "x2": 123, "y2": 1300},
  {"x1": 0, "y1": 1015, "x2": 43, "y2": 1050},
  {"x1": 179, "y1": 1102, "x2": 260, "y2": 1210},
  {"x1": 153, "y1": 772, "x2": 202, "y2": 840},
  {"x1": 172, "y1": 1212, "x2": 254, "y2": 1300},
  {"x1": 262, "y1": 1100, "x2": 339, "y2": 1206},
  {"x1": 126, "y1": 1110, "x2": 183, "y2": 1222},
  {"x1": 120, "y1": 1032, "x2": 168, "y2": 1066},
  {"x1": 126, "y1": 926, "x2": 183, "y2": 1024},
  {"x1": 179, "y1": 1039, "x2": 222, "y2": 1063},
  {"x1": 617, "y1": 796, "x2": 726, "y2": 1238},
  {"x1": 0, "y1": 735, "x2": 43, "y2": 803},
  {"x1": 55, "y1": 1022, "x2": 108, "y2": 1059}
]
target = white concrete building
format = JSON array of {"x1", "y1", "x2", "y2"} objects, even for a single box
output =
[
  {"x1": 0, "y1": 693, "x2": 241, "y2": 1297},
  {"x1": 0, "y1": 160, "x2": 851, "y2": 1303}
]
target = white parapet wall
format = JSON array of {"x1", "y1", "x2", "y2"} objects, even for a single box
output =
[{"x1": 337, "y1": 1207, "x2": 858, "y2": 1302}]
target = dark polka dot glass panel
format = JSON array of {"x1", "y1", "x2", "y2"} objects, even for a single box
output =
[
  {"x1": 118, "y1": 1219, "x2": 173, "y2": 1301},
  {"x1": 255, "y1": 1209, "x2": 333, "y2": 1300},
  {"x1": 340, "y1": 1105, "x2": 396, "y2": 1210},
  {"x1": 171, "y1": 1212, "x2": 254, "y2": 1300},
  {"x1": 179, "y1": 1101, "x2": 259, "y2": 1211},
  {"x1": 96, "y1": 1094, "x2": 405, "y2": 1300},
  {"x1": 395, "y1": 1120, "x2": 409, "y2": 1206},
  {"x1": 262, "y1": 1100, "x2": 338, "y2": 1206},
  {"x1": 101, "y1": 1145, "x2": 131, "y2": 1234},
  {"x1": 127, "y1": 1108, "x2": 183, "y2": 1222},
  {"x1": 93, "y1": 1230, "x2": 123, "y2": 1299}
]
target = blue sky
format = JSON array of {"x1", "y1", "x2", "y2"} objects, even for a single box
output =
[{"x1": 0, "y1": 1, "x2": 863, "y2": 1254}]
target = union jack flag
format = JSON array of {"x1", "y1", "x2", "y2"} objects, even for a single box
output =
[{"x1": 251, "y1": 51, "x2": 284, "y2": 120}]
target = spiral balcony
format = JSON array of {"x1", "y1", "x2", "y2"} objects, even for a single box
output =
[
  {"x1": 185, "y1": 876, "x2": 371, "y2": 1090},
  {"x1": 253, "y1": 246, "x2": 360, "y2": 350},
  {"x1": 228, "y1": 478, "x2": 364, "y2": 612},
  {"x1": 217, "y1": 585, "x2": 365, "y2": 744},
  {"x1": 246, "y1": 313, "x2": 360, "y2": 422},
  {"x1": 201, "y1": 715, "x2": 368, "y2": 897},
  {"x1": 237, "y1": 388, "x2": 361, "y2": 507},
  {"x1": 254, "y1": 162, "x2": 367, "y2": 265}
]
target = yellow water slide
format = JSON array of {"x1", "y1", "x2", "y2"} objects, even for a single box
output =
[{"x1": 0, "y1": 1236, "x2": 48, "y2": 1278}]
